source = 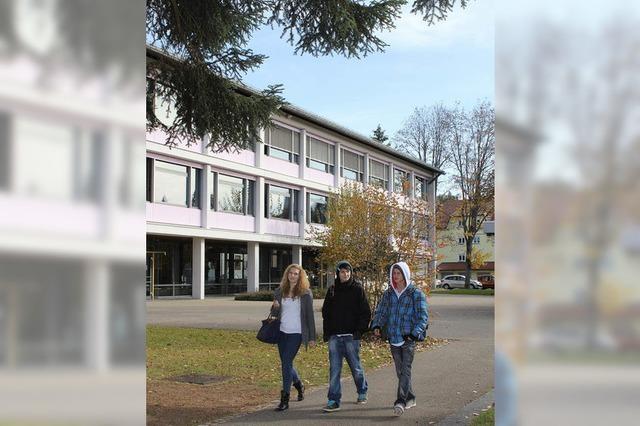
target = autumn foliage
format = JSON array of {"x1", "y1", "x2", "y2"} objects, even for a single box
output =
[{"x1": 311, "y1": 182, "x2": 434, "y2": 309}]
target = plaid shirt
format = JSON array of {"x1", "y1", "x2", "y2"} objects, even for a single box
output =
[{"x1": 371, "y1": 284, "x2": 428, "y2": 345}]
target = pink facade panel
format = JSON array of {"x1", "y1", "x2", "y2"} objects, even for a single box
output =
[
  {"x1": 211, "y1": 149, "x2": 256, "y2": 167},
  {"x1": 146, "y1": 202, "x2": 202, "y2": 227},
  {"x1": 265, "y1": 219, "x2": 300, "y2": 237},
  {"x1": 208, "y1": 211, "x2": 255, "y2": 232},
  {"x1": 0, "y1": 194, "x2": 100, "y2": 237},
  {"x1": 146, "y1": 129, "x2": 202, "y2": 154},
  {"x1": 304, "y1": 167, "x2": 335, "y2": 186},
  {"x1": 262, "y1": 156, "x2": 299, "y2": 177}
]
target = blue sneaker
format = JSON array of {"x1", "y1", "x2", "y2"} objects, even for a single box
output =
[
  {"x1": 323, "y1": 400, "x2": 341, "y2": 412},
  {"x1": 357, "y1": 394, "x2": 368, "y2": 404}
]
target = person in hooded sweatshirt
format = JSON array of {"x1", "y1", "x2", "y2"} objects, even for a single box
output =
[
  {"x1": 371, "y1": 261, "x2": 429, "y2": 416},
  {"x1": 321, "y1": 260, "x2": 372, "y2": 412}
]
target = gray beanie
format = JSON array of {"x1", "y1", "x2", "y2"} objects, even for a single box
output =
[{"x1": 335, "y1": 260, "x2": 353, "y2": 275}]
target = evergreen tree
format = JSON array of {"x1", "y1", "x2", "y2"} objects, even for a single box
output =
[
  {"x1": 371, "y1": 124, "x2": 390, "y2": 145},
  {"x1": 146, "y1": 0, "x2": 469, "y2": 151}
]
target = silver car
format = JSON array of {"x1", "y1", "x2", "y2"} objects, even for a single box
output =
[{"x1": 440, "y1": 274, "x2": 483, "y2": 289}]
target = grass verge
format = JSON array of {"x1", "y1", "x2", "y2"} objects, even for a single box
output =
[
  {"x1": 471, "y1": 406, "x2": 494, "y2": 425},
  {"x1": 147, "y1": 326, "x2": 448, "y2": 425}
]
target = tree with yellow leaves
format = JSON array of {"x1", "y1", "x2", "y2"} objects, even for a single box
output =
[{"x1": 311, "y1": 182, "x2": 434, "y2": 309}]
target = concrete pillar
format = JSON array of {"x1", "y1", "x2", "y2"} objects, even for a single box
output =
[
  {"x1": 334, "y1": 143, "x2": 342, "y2": 188},
  {"x1": 299, "y1": 186, "x2": 307, "y2": 238},
  {"x1": 256, "y1": 128, "x2": 265, "y2": 169},
  {"x1": 299, "y1": 129, "x2": 307, "y2": 180},
  {"x1": 427, "y1": 177, "x2": 437, "y2": 285},
  {"x1": 388, "y1": 163, "x2": 395, "y2": 193},
  {"x1": 256, "y1": 176, "x2": 265, "y2": 234},
  {"x1": 202, "y1": 134, "x2": 210, "y2": 154},
  {"x1": 192, "y1": 237, "x2": 205, "y2": 299},
  {"x1": 409, "y1": 171, "x2": 416, "y2": 199},
  {"x1": 292, "y1": 245, "x2": 302, "y2": 265},
  {"x1": 364, "y1": 153, "x2": 370, "y2": 187},
  {"x1": 202, "y1": 164, "x2": 211, "y2": 228},
  {"x1": 247, "y1": 242, "x2": 260, "y2": 292},
  {"x1": 85, "y1": 260, "x2": 109, "y2": 372}
]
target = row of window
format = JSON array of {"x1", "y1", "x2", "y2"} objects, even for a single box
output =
[
  {"x1": 146, "y1": 158, "x2": 328, "y2": 224},
  {"x1": 457, "y1": 236, "x2": 481, "y2": 245},
  {"x1": 253, "y1": 123, "x2": 431, "y2": 200}
]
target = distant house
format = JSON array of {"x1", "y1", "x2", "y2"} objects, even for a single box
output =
[{"x1": 436, "y1": 199, "x2": 495, "y2": 280}]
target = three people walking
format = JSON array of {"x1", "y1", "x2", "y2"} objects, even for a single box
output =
[{"x1": 269, "y1": 260, "x2": 428, "y2": 416}]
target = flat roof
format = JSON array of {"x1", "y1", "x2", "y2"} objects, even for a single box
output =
[{"x1": 147, "y1": 45, "x2": 444, "y2": 176}]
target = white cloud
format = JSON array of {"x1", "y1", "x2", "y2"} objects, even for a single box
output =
[{"x1": 383, "y1": 0, "x2": 494, "y2": 50}]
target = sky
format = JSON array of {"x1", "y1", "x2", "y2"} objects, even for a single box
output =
[{"x1": 243, "y1": 0, "x2": 495, "y2": 140}]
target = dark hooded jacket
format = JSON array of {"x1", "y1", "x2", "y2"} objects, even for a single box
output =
[{"x1": 321, "y1": 276, "x2": 372, "y2": 342}]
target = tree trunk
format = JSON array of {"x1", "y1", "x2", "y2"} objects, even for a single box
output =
[{"x1": 465, "y1": 236, "x2": 474, "y2": 288}]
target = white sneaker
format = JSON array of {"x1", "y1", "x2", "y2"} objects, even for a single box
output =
[
  {"x1": 393, "y1": 403, "x2": 405, "y2": 416},
  {"x1": 406, "y1": 398, "x2": 416, "y2": 409}
]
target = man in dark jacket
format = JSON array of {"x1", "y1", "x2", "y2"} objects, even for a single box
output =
[{"x1": 321, "y1": 260, "x2": 372, "y2": 412}]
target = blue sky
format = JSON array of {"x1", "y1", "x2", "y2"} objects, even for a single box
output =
[{"x1": 243, "y1": 0, "x2": 494, "y2": 139}]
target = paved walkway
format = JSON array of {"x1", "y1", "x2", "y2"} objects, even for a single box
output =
[{"x1": 147, "y1": 294, "x2": 494, "y2": 425}]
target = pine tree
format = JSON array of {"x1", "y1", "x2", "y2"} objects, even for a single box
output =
[{"x1": 371, "y1": 124, "x2": 390, "y2": 145}]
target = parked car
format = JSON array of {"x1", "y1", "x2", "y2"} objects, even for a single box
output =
[
  {"x1": 439, "y1": 274, "x2": 483, "y2": 289},
  {"x1": 477, "y1": 275, "x2": 495, "y2": 289}
]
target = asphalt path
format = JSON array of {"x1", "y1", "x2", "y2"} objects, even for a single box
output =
[{"x1": 146, "y1": 294, "x2": 494, "y2": 425}]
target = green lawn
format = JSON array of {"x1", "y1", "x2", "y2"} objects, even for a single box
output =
[
  {"x1": 147, "y1": 326, "x2": 446, "y2": 389},
  {"x1": 471, "y1": 407, "x2": 494, "y2": 425},
  {"x1": 431, "y1": 288, "x2": 494, "y2": 296}
]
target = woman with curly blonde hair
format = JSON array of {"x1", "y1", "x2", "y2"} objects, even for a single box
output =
[{"x1": 270, "y1": 264, "x2": 316, "y2": 411}]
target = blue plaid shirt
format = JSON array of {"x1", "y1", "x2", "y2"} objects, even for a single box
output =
[{"x1": 371, "y1": 283, "x2": 428, "y2": 345}]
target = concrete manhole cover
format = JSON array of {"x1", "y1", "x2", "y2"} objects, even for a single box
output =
[{"x1": 168, "y1": 374, "x2": 231, "y2": 385}]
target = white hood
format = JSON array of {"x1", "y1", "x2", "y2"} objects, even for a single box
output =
[{"x1": 389, "y1": 261, "x2": 411, "y2": 289}]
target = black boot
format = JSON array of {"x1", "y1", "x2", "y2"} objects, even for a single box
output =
[
  {"x1": 293, "y1": 381, "x2": 305, "y2": 401},
  {"x1": 275, "y1": 390, "x2": 290, "y2": 411}
]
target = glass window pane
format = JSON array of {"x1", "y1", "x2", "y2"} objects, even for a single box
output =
[
  {"x1": 270, "y1": 125, "x2": 293, "y2": 152},
  {"x1": 269, "y1": 185, "x2": 291, "y2": 219},
  {"x1": 191, "y1": 168, "x2": 201, "y2": 208},
  {"x1": 309, "y1": 194, "x2": 328, "y2": 224},
  {"x1": 218, "y1": 174, "x2": 244, "y2": 213},
  {"x1": 269, "y1": 146, "x2": 291, "y2": 162},
  {"x1": 247, "y1": 180, "x2": 255, "y2": 216},
  {"x1": 154, "y1": 160, "x2": 188, "y2": 206}
]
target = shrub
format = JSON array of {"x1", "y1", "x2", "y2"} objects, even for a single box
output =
[{"x1": 234, "y1": 287, "x2": 328, "y2": 301}]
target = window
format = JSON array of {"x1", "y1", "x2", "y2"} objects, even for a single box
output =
[
  {"x1": 341, "y1": 149, "x2": 364, "y2": 182},
  {"x1": 415, "y1": 176, "x2": 428, "y2": 200},
  {"x1": 393, "y1": 168, "x2": 410, "y2": 195},
  {"x1": 306, "y1": 136, "x2": 335, "y2": 174},
  {"x1": 265, "y1": 184, "x2": 299, "y2": 221},
  {"x1": 473, "y1": 236, "x2": 480, "y2": 244},
  {"x1": 369, "y1": 159, "x2": 389, "y2": 189},
  {"x1": 459, "y1": 254, "x2": 466, "y2": 261},
  {"x1": 146, "y1": 157, "x2": 153, "y2": 202},
  {"x1": 265, "y1": 124, "x2": 300, "y2": 163},
  {"x1": 458, "y1": 237, "x2": 465, "y2": 245},
  {"x1": 307, "y1": 193, "x2": 328, "y2": 224},
  {"x1": 153, "y1": 160, "x2": 201, "y2": 208},
  {"x1": 214, "y1": 173, "x2": 254, "y2": 215}
]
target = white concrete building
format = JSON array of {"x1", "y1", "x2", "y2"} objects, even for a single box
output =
[{"x1": 146, "y1": 79, "x2": 442, "y2": 299}]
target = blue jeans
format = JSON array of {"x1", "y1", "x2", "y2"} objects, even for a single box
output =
[
  {"x1": 277, "y1": 331, "x2": 302, "y2": 393},
  {"x1": 327, "y1": 335, "x2": 368, "y2": 403},
  {"x1": 390, "y1": 340, "x2": 416, "y2": 404}
]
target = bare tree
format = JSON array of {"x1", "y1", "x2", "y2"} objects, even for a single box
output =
[
  {"x1": 450, "y1": 100, "x2": 495, "y2": 288},
  {"x1": 394, "y1": 103, "x2": 454, "y2": 195}
]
